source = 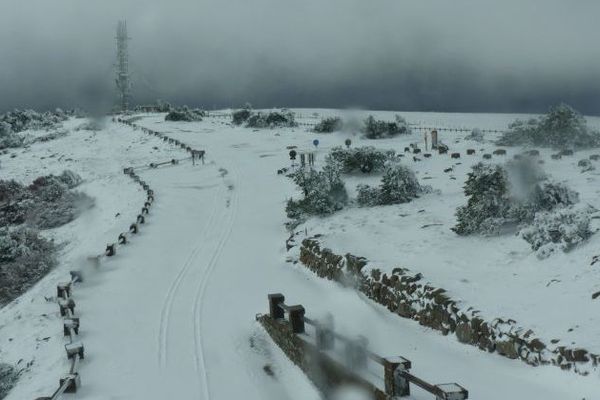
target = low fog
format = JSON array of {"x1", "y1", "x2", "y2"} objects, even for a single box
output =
[{"x1": 1, "y1": 0, "x2": 599, "y2": 114}]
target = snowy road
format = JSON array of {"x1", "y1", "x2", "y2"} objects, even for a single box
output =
[{"x1": 3, "y1": 113, "x2": 599, "y2": 400}]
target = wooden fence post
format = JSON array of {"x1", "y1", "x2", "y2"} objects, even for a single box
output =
[
  {"x1": 384, "y1": 356, "x2": 411, "y2": 397},
  {"x1": 268, "y1": 293, "x2": 285, "y2": 319},
  {"x1": 288, "y1": 305, "x2": 305, "y2": 334}
]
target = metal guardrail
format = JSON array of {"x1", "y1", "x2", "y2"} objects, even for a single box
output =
[{"x1": 267, "y1": 293, "x2": 469, "y2": 400}]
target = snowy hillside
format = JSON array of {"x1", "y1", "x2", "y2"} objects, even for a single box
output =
[{"x1": 0, "y1": 110, "x2": 599, "y2": 400}]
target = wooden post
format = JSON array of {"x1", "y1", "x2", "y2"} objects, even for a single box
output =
[
  {"x1": 63, "y1": 317, "x2": 80, "y2": 336},
  {"x1": 384, "y1": 356, "x2": 412, "y2": 397},
  {"x1": 268, "y1": 293, "x2": 285, "y2": 319},
  {"x1": 435, "y1": 383, "x2": 469, "y2": 400},
  {"x1": 59, "y1": 373, "x2": 81, "y2": 393},
  {"x1": 288, "y1": 305, "x2": 305, "y2": 334}
]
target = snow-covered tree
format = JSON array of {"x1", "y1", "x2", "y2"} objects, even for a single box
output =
[
  {"x1": 497, "y1": 104, "x2": 600, "y2": 148},
  {"x1": 453, "y1": 163, "x2": 511, "y2": 235}
]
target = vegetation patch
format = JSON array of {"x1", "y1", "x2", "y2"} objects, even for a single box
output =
[{"x1": 497, "y1": 104, "x2": 600, "y2": 149}]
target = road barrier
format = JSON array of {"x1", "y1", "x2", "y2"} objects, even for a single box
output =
[
  {"x1": 34, "y1": 116, "x2": 202, "y2": 399},
  {"x1": 259, "y1": 293, "x2": 469, "y2": 400}
]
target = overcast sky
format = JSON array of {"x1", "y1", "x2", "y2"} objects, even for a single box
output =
[{"x1": 1, "y1": 0, "x2": 599, "y2": 114}]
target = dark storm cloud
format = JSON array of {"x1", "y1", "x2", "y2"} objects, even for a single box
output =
[{"x1": 1, "y1": 0, "x2": 599, "y2": 114}]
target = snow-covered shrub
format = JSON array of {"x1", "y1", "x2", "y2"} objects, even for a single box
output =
[
  {"x1": 0, "y1": 227, "x2": 57, "y2": 306},
  {"x1": 356, "y1": 164, "x2": 426, "y2": 206},
  {"x1": 286, "y1": 163, "x2": 348, "y2": 221},
  {"x1": 0, "y1": 122, "x2": 23, "y2": 150},
  {"x1": 232, "y1": 103, "x2": 253, "y2": 125},
  {"x1": 58, "y1": 170, "x2": 83, "y2": 188},
  {"x1": 453, "y1": 161, "x2": 580, "y2": 236},
  {"x1": 313, "y1": 117, "x2": 343, "y2": 133},
  {"x1": 165, "y1": 106, "x2": 205, "y2": 122},
  {"x1": 363, "y1": 115, "x2": 411, "y2": 139},
  {"x1": 326, "y1": 146, "x2": 396, "y2": 174},
  {"x1": 521, "y1": 205, "x2": 594, "y2": 258},
  {"x1": 508, "y1": 181, "x2": 579, "y2": 225},
  {"x1": 466, "y1": 128, "x2": 484, "y2": 142},
  {"x1": 0, "y1": 363, "x2": 19, "y2": 399},
  {"x1": 246, "y1": 109, "x2": 297, "y2": 129},
  {"x1": 0, "y1": 171, "x2": 89, "y2": 229},
  {"x1": 29, "y1": 191, "x2": 93, "y2": 230},
  {"x1": 356, "y1": 184, "x2": 381, "y2": 207},
  {"x1": 497, "y1": 104, "x2": 600, "y2": 148},
  {"x1": 0, "y1": 109, "x2": 68, "y2": 134},
  {"x1": 578, "y1": 158, "x2": 595, "y2": 172}
]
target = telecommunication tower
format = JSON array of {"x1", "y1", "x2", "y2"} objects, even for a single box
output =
[{"x1": 115, "y1": 20, "x2": 131, "y2": 112}]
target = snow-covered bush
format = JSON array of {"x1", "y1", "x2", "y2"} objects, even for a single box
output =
[
  {"x1": 313, "y1": 117, "x2": 343, "y2": 133},
  {"x1": 521, "y1": 205, "x2": 594, "y2": 259},
  {"x1": 232, "y1": 103, "x2": 253, "y2": 125},
  {"x1": 356, "y1": 164, "x2": 427, "y2": 206},
  {"x1": 0, "y1": 363, "x2": 19, "y2": 399},
  {"x1": 286, "y1": 163, "x2": 348, "y2": 222},
  {"x1": 0, "y1": 227, "x2": 57, "y2": 306},
  {"x1": 466, "y1": 128, "x2": 484, "y2": 142},
  {"x1": 165, "y1": 106, "x2": 205, "y2": 122},
  {"x1": 578, "y1": 158, "x2": 595, "y2": 172},
  {"x1": 497, "y1": 104, "x2": 600, "y2": 148},
  {"x1": 453, "y1": 161, "x2": 579, "y2": 236},
  {"x1": 363, "y1": 115, "x2": 411, "y2": 139},
  {"x1": 0, "y1": 171, "x2": 90, "y2": 229},
  {"x1": 245, "y1": 109, "x2": 297, "y2": 129},
  {"x1": 0, "y1": 122, "x2": 23, "y2": 150},
  {"x1": 326, "y1": 146, "x2": 396, "y2": 174},
  {"x1": 0, "y1": 109, "x2": 69, "y2": 134}
]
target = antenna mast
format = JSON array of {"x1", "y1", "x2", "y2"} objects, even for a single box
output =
[{"x1": 115, "y1": 20, "x2": 131, "y2": 112}]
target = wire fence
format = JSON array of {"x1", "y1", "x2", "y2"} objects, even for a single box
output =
[{"x1": 205, "y1": 111, "x2": 507, "y2": 134}]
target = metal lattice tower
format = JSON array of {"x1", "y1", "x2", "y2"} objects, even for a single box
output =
[{"x1": 115, "y1": 20, "x2": 131, "y2": 112}]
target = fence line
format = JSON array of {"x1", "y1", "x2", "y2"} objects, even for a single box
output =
[
  {"x1": 263, "y1": 293, "x2": 469, "y2": 400},
  {"x1": 34, "y1": 116, "x2": 204, "y2": 399},
  {"x1": 205, "y1": 111, "x2": 507, "y2": 134}
]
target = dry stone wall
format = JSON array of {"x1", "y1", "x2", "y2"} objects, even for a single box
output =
[{"x1": 298, "y1": 237, "x2": 599, "y2": 377}]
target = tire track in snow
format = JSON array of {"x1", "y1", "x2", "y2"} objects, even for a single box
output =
[
  {"x1": 192, "y1": 162, "x2": 240, "y2": 400},
  {"x1": 157, "y1": 177, "x2": 223, "y2": 368}
]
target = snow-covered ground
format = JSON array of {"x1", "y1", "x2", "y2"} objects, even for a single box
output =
[
  {"x1": 291, "y1": 112, "x2": 600, "y2": 356},
  {"x1": 1, "y1": 110, "x2": 599, "y2": 400}
]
